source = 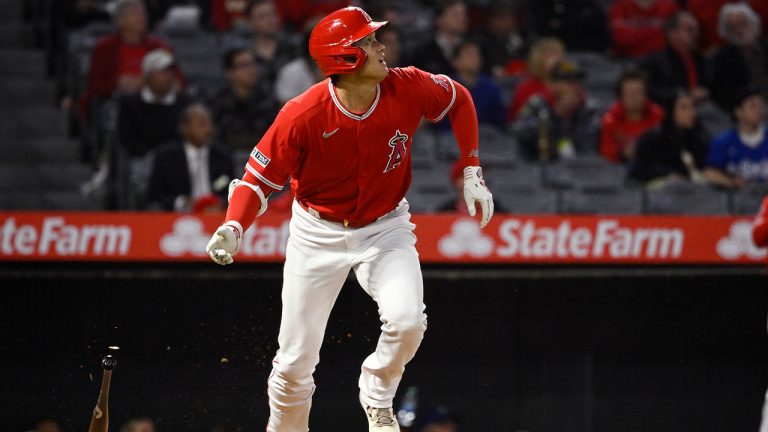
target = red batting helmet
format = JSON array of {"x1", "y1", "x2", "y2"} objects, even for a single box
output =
[{"x1": 309, "y1": 7, "x2": 388, "y2": 76}]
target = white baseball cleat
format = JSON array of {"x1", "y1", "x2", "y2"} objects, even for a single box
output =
[{"x1": 362, "y1": 404, "x2": 400, "y2": 431}]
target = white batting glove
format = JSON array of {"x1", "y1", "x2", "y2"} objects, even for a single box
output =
[
  {"x1": 206, "y1": 222, "x2": 242, "y2": 265},
  {"x1": 463, "y1": 166, "x2": 494, "y2": 228}
]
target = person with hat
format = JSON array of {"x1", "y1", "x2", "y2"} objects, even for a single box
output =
[
  {"x1": 205, "y1": 6, "x2": 493, "y2": 431},
  {"x1": 78, "y1": 0, "x2": 182, "y2": 125},
  {"x1": 512, "y1": 59, "x2": 601, "y2": 161},
  {"x1": 117, "y1": 48, "x2": 191, "y2": 207},
  {"x1": 704, "y1": 87, "x2": 768, "y2": 188},
  {"x1": 118, "y1": 48, "x2": 190, "y2": 159}
]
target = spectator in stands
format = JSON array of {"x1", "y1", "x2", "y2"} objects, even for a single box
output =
[
  {"x1": 474, "y1": 3, "x2": 527, "y2": 79},
  {"x1": 119, "y1": 417, "x2": 155, "y2": 432},
  {"x1": 25, "y1": 417, "x2": 62, "y2": 432},
  {"x1": 641, "y1": 11, "x2": 710, "y2": 107},
  {"x1": 48, "y1": 0, "x2": 110, "y2": 79},
  {"x1": 512, "y1": 59, "x2": 601, "y2": 161},
  {"x1": 629, "y1": 90, "x2": 709, "y2": 184},
  {"x1": 209, "y1": 0, "x2": 249, "y2": 31},
  {"x1": 600, "y1": 69, "x2": 664, "y2": 163},
  {"x1": 445, "y1": 40, "x2": 505, "y2": 130},
  {"x1": 506, "y1": 37, "x2": 565, "y2": 121},
  {"x1": 438, "y1": 160, "x2": 505, "y2": 214},
  {"x1": 208, "y1": 48, "x2": 278, "y2": 165},
  {"x1": 527, "y1": 0, "x2": 608, "y2": 52},
  {"x1": 274, "y1": 0, "x2": 350, "y2": 32},
  {"x1": 118, "y1": 48, "x2": 190, "y2": 158},
  {"x1": 78, "y1": 0, "x2": 179, "y2": 123},
  {"x1": 688, "y1": 0, "x2": 768, "y2": 53},
  {"x1": 118, "y1": 48, "x2": 191, "y2": 205},
  {"x1": 411, "y1": 0, "x2": 468, "y2": 76},
  {"x1": 710, "y1": 3, "x2": 768, "y2": 112},
  {"x1": 704, "y1": 87, "x2": 768, "y2": 188},
  {"x1": 222, "y1": 0, "x2": 299, "y2": 88},
  {"x1": 608, "y1": 0, "x2": 679, "y2": 58},
  {"x1": 146, "y1": 104, "x2": 234, "y2": 212},
  {"x1": 274, "y1": 21, "x2": 325, "y2": 106}
]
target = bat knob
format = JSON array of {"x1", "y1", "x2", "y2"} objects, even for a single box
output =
[{"x1": 102, "y1": 355, "x2": 117, "y2": 371}]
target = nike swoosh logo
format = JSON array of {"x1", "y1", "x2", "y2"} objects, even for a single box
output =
[{"x1": 322, "y1": 128, "x2": 339, "y2": 139}]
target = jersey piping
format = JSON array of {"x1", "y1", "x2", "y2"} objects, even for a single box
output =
[
  {"x1": 246, "y1": 163, "x2": 284, "y2": 190},
  {"x1": 427, "y1": 74, "x2": 456, "y2": 122},
  {"x1": 327, "y1": 80, "x2": 381, "y2": 121}
]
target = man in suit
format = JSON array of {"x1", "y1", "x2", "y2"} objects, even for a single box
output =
[{"x1": 146, "y1": 103, "x2": 234, "y2": 211}]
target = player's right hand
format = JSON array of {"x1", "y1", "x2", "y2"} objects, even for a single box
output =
[{"x1": 206, "y1": 224, "x2": 241, "y2": 265}]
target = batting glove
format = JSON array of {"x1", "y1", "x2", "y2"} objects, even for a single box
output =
[
  {"x1": 206, "y1": 222, "x2": 242, "y2": 265},
  {"x1": 463, "y1": 166, "x2": 494, "y2": 228}
]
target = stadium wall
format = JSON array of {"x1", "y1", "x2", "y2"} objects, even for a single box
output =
[{"x1": 1, "y1": 263, "x2": 767, "y2": 432}]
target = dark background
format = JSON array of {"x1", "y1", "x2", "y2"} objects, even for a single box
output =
[{"x1": 1, "y1": 263, "x2": 767, "y2": 432}]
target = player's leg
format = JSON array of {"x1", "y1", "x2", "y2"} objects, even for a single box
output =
[
  {"x1": 266, "y1": 204, "x2": 351, "y2": 432},
  {"x1": 353, "y1": 210, "x2": 427, "y2": 409}
]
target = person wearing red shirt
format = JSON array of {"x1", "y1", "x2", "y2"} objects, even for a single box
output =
[
  {"x1": 608, "y1": 0, "x2": 679, "y2": 58},
  {"x1": 688, "y1": 0, "x2": 768, "y2": 52},
  {"x1": 506, "y1": 37, "x2": 564, "y2": 121},
  {"x1": 205, "y1": 7, "x2": 493, "y2": 432},
  {"x1": 78, "y1": 0, "x2": 181, "y2": 124},
  {"x1": 600, "y1": 69, "x2": 664, "y2": 163},
  {"x1": 754, "y1": 195, "x2": 768, "y2": 247},
  {"x1": 210, "y1": 0, "x2": 249, "y2": 32}
]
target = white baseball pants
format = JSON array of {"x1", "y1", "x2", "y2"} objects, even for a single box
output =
[{"x1": 266, "y1": 199, "x2": 427, "y2": 432}]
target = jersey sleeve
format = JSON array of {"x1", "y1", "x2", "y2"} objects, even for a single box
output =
[
  {"x1": 402, "y1": 67, "x2": 458, "y2": 123},
  {"x1": 244, "y1": 107, "x2": 303, "y2": 192},
  {"x1": 706, "y1": 133, "x2": 728, "y2": 170}
]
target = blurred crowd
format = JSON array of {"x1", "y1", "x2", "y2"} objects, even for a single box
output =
[{"x1": 29, "y1": 0, "x2": 768, "y2": 213}]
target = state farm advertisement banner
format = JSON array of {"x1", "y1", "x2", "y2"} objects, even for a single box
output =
[{"x1": 0, "y1": 212, "x2": 765, "y2": 264}]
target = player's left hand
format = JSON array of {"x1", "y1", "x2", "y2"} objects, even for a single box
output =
[
  {"x1": 463, "y1": 166, "x2": 494, "y2": 228},
  {"x1": 206, "y1": 224, "x2": 241, "y2": 265}
]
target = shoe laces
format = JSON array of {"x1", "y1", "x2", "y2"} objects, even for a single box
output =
[{"x1": 368, "y1": 406, "x2": 395, "y2": 426}]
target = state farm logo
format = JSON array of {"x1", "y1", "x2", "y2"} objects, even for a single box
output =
[
  {"x1": 437, "y1": 218, "x2": 684, "y2": 259},
  {"x1": 159, "y1": 217, "x2": 290, "y2": 257},
  {"x1": 0, "y1": 217, "x2": 130, "y2": 256},
  {"x1": 438, "y1": 218, "x2": 494, "y2": 258},
  {"x1": 716, "y1": 220, "x2": 767, "y2": 260},
  {"x1": 160, "y1": 217, "x2": 209, "y2": 256}
]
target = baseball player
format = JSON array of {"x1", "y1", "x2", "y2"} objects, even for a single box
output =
[{"x1": 205, "y1": 6, "x2": 493, "y2": 432}]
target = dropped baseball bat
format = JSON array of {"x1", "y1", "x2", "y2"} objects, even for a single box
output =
[{"x1": 87, "y1": 355, "x2": 117, "y2": 432}]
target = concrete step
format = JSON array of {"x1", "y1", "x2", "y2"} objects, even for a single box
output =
[
  {"x1": 0, "y1": 106, "x2": 68, "y2": 137},
  {"x1": 0, "y1": 22, "x2": 35, "y2": 48},
  {"x1": 0, "y1": 162, "x2": 95, "y2": 192},
  {"x1": 0, "y1": 190, "x2": 105, "y2": 210},
  {"x1": 0, "y1": 135, "x2": 79, "y2": 163},
  {"x1": 0, "y1": 48, "x2": 45, "y2": 79},
  {"x1": 0, "y1": 78, "x2": 55, "y2": 107}
]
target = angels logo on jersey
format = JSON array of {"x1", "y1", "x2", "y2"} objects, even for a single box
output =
[
  {"x1": 430, "y1": 74, "x2": 450, "y2": 93},
  {"x1": 383, "y1": 130, "x2": 409, "y2": 173}
]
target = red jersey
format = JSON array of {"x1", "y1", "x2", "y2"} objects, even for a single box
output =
[
  {"x1": 608, "y1": 0, "x2": 679, "y2": 58},
  {"x1": 599, "y1": 100, "x2": 664, "y2": 163},
  {"x1": 227, "y1": 67, "x2": 480, "y2": 228}
]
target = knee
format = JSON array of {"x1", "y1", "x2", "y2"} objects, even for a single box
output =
[
  {"x1": 381, "y1": 312, "x2": 428, "y2": 341},
  {"x1": 271, "y1": 352, "x2": 319, "y2": 383}
]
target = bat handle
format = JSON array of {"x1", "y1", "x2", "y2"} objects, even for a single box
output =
[{"x1": 88, "y1": 355, "x2": 117, "y2": 432}]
